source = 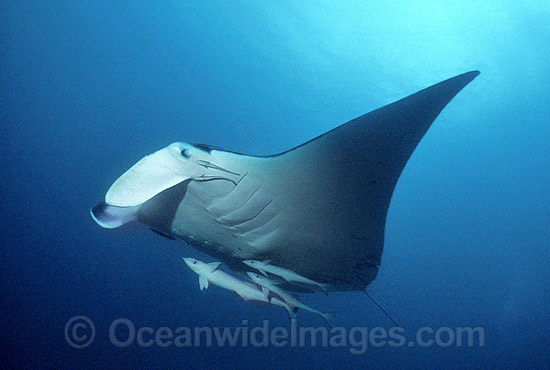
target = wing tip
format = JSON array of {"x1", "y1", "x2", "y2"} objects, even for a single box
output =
[
  {"x1": 465, "y1": 70, "x2": 480, "y2": 77},
  {"x1": 443, "y1": 70, "x2": 480, "y2": 91},
  {"x1": 460, "y1": 70, "x2": 480, "y2": 82}
]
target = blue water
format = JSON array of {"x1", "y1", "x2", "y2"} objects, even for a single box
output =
[{"x1": 2, "y1": 1, "x2": 549, "y2": 369}]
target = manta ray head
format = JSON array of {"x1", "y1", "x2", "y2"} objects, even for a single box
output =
[{"x1": 104, "y1": 142, "x2": 230, "y2": 208}]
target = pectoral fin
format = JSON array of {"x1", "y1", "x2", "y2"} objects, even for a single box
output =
[
  {"x1": 199, "y1": 276, "x2": 209, "y2": 290},
  {"x1": 260, "y1": 286, "x2": 270, "y2": 299}
]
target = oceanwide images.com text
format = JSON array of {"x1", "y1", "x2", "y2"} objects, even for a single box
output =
[{"x1": 65, "y1": 316, "x2": 485, "y2": 355}]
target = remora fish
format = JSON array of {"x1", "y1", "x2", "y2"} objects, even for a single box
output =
[
  {"x1": 182, "y1": 257, "x2": 296, "y2": 319},
  {"x1": 243, "y1": 260, "x2": 330, "y2": 294},
  {"x1": 247, "y1": 272, "x2": 335, "y2": 326}
]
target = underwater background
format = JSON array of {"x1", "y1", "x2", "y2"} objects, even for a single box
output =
[{"x1": 1, "y1": 1, "x2": 549, "y2": 369}]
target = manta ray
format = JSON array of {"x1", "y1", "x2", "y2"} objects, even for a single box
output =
[{"x1": 91, "y1": 71, "x2": 479, "y2": 292}]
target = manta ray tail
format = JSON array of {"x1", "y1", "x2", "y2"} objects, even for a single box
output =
[{"x1": 363, "y1": 290, "x2": 399, "y2": 327}]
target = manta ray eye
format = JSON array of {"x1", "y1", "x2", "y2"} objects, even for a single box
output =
[
  {"x1": 192, "y1": 260, "x2": 196, "y2": 264},
  {"x1": 181, "y1": 149, "x2": 190, "y2": 158}
]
